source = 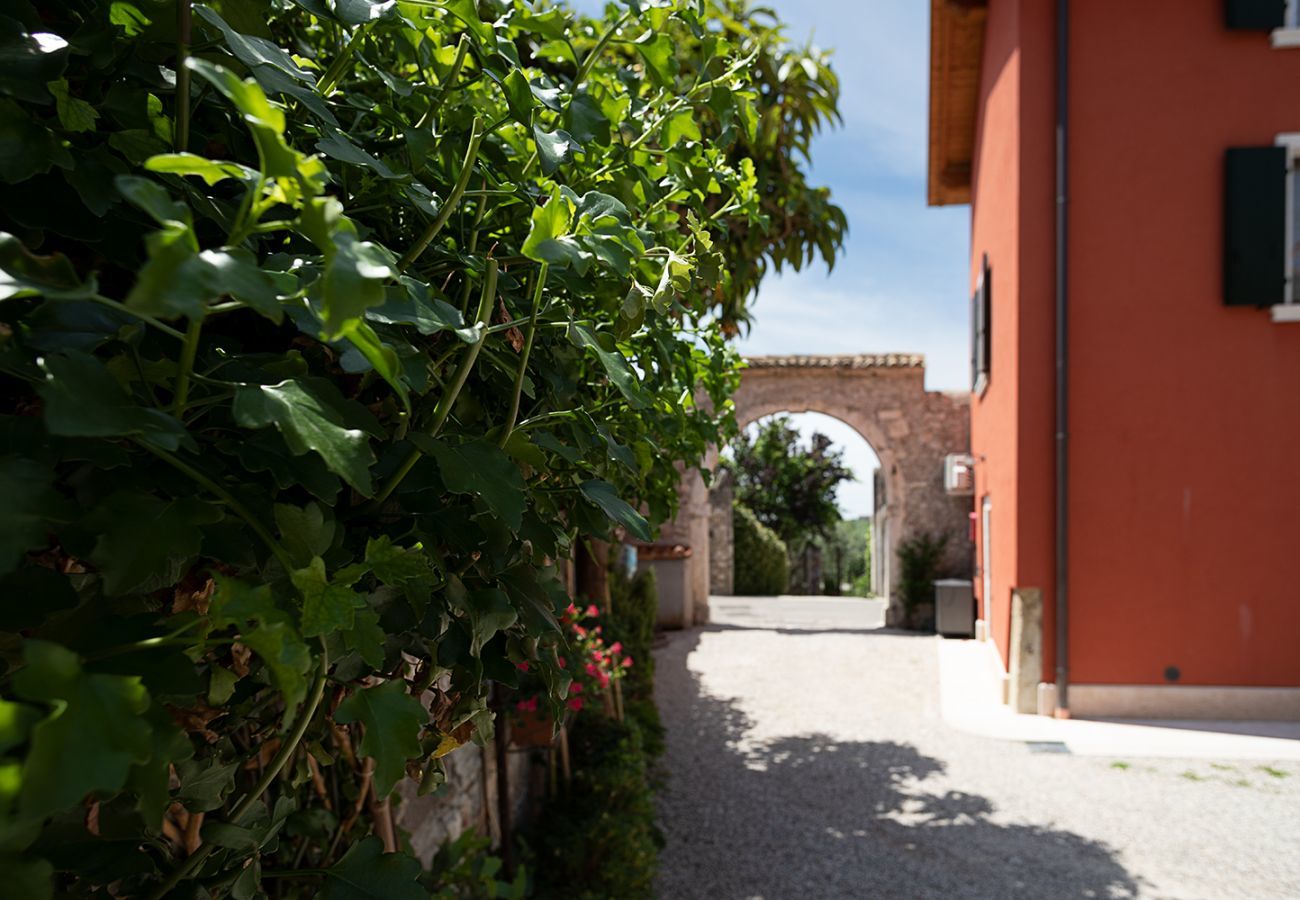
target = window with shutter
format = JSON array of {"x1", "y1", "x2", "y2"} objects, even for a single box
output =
[
  {"x1": 1223, "y1": 146, "x2": 1286, "y2": 309},
  {"x1": 1226, "y1": 0, "x2": 1286, "y2": 30},
  {"x1": 971, "y1": 255, "x2": 991, "y2": 394}
]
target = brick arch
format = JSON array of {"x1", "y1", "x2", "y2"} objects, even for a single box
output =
[{"x1": 671, "y1": 355, "x2": 973, "y2": 627}]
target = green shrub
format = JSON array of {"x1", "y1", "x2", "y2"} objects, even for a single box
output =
[
  {"x1": 733, "y1": 503, "x2": 790, "y2": 595},
  {"x1": 529, "y1": 715, "x2": 662, "y2": 900},
  {"x1": 424, "y1": 830, "x2": 526, "y2": 900},
  {"x1": 608, "y1": 564, "x2": 664, "y2": 759},
  {"x1": 897, "y1": 531, "x2": 951, "y2": 616}
]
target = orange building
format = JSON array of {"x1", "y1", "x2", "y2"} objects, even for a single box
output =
[{"x1": 929, "y1": 0, "x2": 1300, "y2": 719}]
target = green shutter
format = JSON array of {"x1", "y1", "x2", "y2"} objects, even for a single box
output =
[
  {"x1": 1225, "y1": 0, "x2": 1286, "y2": 29},
  {"x1": 1224, "y1": 147, "x2": 1286, "y2": 307}
]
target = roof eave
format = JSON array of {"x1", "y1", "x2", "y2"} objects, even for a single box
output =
[{"x1": 927, "y1": 0, "x2": 988, "y2": 207}]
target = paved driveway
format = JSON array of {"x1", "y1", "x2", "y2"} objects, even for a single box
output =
[{"x1": 653, "y1": 596, "x2": 1300, "y2": 900}]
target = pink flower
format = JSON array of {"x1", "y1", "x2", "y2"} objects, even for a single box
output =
[
  {"x1": 609, "y1": 642, "x2": 623, "y2": 655},
  {"x1": 515, "y1": 661, "x2": 530, "y2": 672},
  {"x1": 585, "y1": 662, "x2": 601, "y2": 679},
  {"x1": 621, "y1": 656, "x2": 633, "y2": 668},
  {"x1": 573, "y1": 625, "x2": 588, "y2": 638},
  {"x1": 558, "y1": 656, "x2": 566, "y2": 669},
  {"x1": 571, "y1": 681, "x2": 584, "y2": 694},
  {"x1": 598, "y1": 672, "x2": 610, "y2": 688},
  {"x1": 567, "y1": 697, "x2": 584, "y2": 711},
  {"x1": 585, "y1": 604, "x2": 600, "y2": 618},
  {"x1": 516, "y1": 697, "x2": 538, "y2": 712}
]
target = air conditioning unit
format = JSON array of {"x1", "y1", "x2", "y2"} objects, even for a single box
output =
[{"x1": 943, "y1": 454, "x2": 975, "y2": 495}]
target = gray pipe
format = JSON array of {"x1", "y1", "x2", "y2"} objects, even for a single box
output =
[{"x1": 1054, "y1": 0, "x2": 1071, "y2": 716}]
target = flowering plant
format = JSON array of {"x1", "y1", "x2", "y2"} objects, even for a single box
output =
[{"x1": 515, "y1": 602, "x2": 632, "y2": 723}]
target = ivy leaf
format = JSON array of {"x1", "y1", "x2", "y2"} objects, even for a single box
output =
[
  {"x1": 233, "y1": 378, "x2": 375, "y2": 495},
  {"x1": 368, "y1": 278, "x2": 478, "y2": 341},
  {"x1": 365, "y1": 536, "x2": 436, "y2": 616},
  {"x1": 127, "y1": 707, "x2": 193, "y2": 830},
  {"x1": 499, "y1": 68, "x2": 534, "y2": 125},
  {"x1": 292, "y1": 557, "x2": 364, "y2": 637},
  {"x1": 0, "y1": 456, "x2": 64, "y2": 575},
  {"x1": 12, "y1": 641, "x2": 153, "y2": 819},
  {"x1": 0, "y1": 100, "x2": 66, "y2": 183},
  {"x1": 580, "y1": 479, "x2": 652, "y2": 542},
  {"x1": 343, "y1": 606, "x2": 386, "y2": 669},
  {"x1": 316, "y1": 130, "x2": 398, "y2": 180},
  {"x1": 38, "y1": 351, "x2": 189, "y2": 450},
  {"x1": 342, "y1": 320, "x2": 409, "y2": 409},
  {"x1": 211, "y1": 575, "x2": 312, "y2": 713},
  {"x1": 333, "y1": 682, "x2": 425, "y2": 799},
  {"x1": 196, "y1": 248, "x2": 283, "y2": 323},
  {"x1": 47, "y1": 79, "x2": 98, "y2": 132},
  {"x1": 422, "y1": 438, "x2": 526, "y2": 531},
  {"x1": 0, "y1": 233, "x2": 97, "y2": 300},
  {"x1": 116, "y1": 175, "x2": 193, "y2": 229},
  {"x1": 567, "y1": 322, "x2": 647, "y2": 408},
  {"x1": 0, "y1": 698, "x2": 41, "y2": 753},
  {"x1": 194, "y1": 5, "x2": 314, "y2": 84},
  {"x1": 320, "y1": 836, "x2": 425, "y2": 900},
  {"x1": 532, "y1": 124, "x2": 576, "y2": 176},
  {"x1": 565, "y1": 91, "x2": 609, "y2": 145},
  {"x1": 439, "y1": 0, "x2": 494, "y2": 43},
  {"x1": 274, "y1": 503, "x2": 336, "y2": 567},
  {"x1": 462, "y1": 588, "x2": 518, "y2": 657},
  {"x1": 320, "y1": 232, "x2": 395, "y2": 340},
  {"x1": 661, "y1": 108, "x2": 702, "y2": 147},
  {"x1": 84, "y1": 493, "x2": 221, "y2": 596},
  {"x1": 145, "y1": 152, "x2": 258, "y2": 186},
  {"x1": 176, "y1": 758, "x2": 239, "y2": 812},
  {"x1": 635, "y1": 31, "x2": 677, "y2": 86},
  {"x1": 522, "y1": 188, "x2": 587, "y2": 269},
  {"x1": 244, "y1": 624, "x2": 314, "y2": 713}
]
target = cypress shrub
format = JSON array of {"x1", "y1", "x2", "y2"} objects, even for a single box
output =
[
  {"x1": 530, "y1": 715, "x2": 662, "y2": 899},
  {"x1": 609, "y1": 564, "x2": 665, "y2": 758},
  {"x1": 733, "y1": 504, "x2": 790, "y2": 595}
]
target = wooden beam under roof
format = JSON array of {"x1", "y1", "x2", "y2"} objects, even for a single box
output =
[{"x1": 928, "y1": 0, "x2": 987, "y2": 206}]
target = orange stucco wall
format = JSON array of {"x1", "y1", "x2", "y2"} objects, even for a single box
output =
[{"x1": 969, "y1": 0, "x2": 1300, "y2": 688}]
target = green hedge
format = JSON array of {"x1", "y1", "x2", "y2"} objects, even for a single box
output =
[
  {"x1": 609, "y1": 564, "x2": 664, "y2": 758},
  {"x1": 529, "y1": 715, "x2": 661, "y2": 900},
  {"x1": 733, "y1": 503, "x2": 790, "y2": 595}
]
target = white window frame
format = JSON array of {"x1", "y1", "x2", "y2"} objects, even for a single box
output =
[
  {"x1": 1274, "y1": 133, "x2": 1300, "y2": 322},
  {"x1": 1273, "y1": 0, "x2": 1300, "y2": 48}
]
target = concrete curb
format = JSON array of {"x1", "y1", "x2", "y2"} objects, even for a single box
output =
[{"x1": 937, "y1": 637, "x2": 1300, "y2": 760}]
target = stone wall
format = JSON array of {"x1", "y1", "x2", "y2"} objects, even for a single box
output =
[
  {"x1": 396, "y1": 738, "x2": 538, "y2": 867},
  {"x1": 708, "y1": 471, "x2": 734, "y2": 595},
  {"x1": 721, "y1": 355, "x2": 973, "y2": 625}
]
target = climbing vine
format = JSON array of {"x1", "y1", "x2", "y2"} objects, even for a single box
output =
[{"x1": 0, "y1": 0, "x2": 842, "y2": 895}]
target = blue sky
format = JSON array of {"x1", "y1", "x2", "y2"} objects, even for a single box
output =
[
  {"x1": 570, "y1": 1, "x2": 972, "y2": 516},
  {"x1": 732, "y1": 0, "x2": 970, "y2": 519}
]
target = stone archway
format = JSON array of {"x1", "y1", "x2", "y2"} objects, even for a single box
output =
[{"x1": 661, "y1": 354, "x2": 972, "y2": 627}]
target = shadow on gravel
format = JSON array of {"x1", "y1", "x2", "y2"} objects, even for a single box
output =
[{"x1": 654, "y1": 632, "x2": 1143, "y2": 900}]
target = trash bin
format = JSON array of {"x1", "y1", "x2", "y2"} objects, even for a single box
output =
[{"x1": 934, "y1": 579, "x2": 974, "y2": 638}]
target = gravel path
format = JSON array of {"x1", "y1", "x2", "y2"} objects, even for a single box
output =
[{"x1": 653, "y1": 596, "x2": 1300, "y2": 900}]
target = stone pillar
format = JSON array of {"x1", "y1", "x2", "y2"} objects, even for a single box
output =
[
  {"x1": 574, "y1": 539, "x2": 609, "y2": 607},
  {"x1": 708, "y1": 472, "x2": 734, "y2": 596},
  {"x1": 1008, "y1": 587, "x2": 1043, "y2": 714}
]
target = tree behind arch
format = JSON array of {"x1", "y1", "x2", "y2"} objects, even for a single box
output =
[{"x1": 726, "y1": 416, "x2": 854, "y2": 548}]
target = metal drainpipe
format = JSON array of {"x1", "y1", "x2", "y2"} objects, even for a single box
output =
[{"x1": 1054, "y1": 0, "x2": 1071, "y2": 717}]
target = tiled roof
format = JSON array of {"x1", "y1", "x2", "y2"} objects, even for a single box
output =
[{"x1": 743, "y1": 354, "x2": 925, "y2": 370}]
